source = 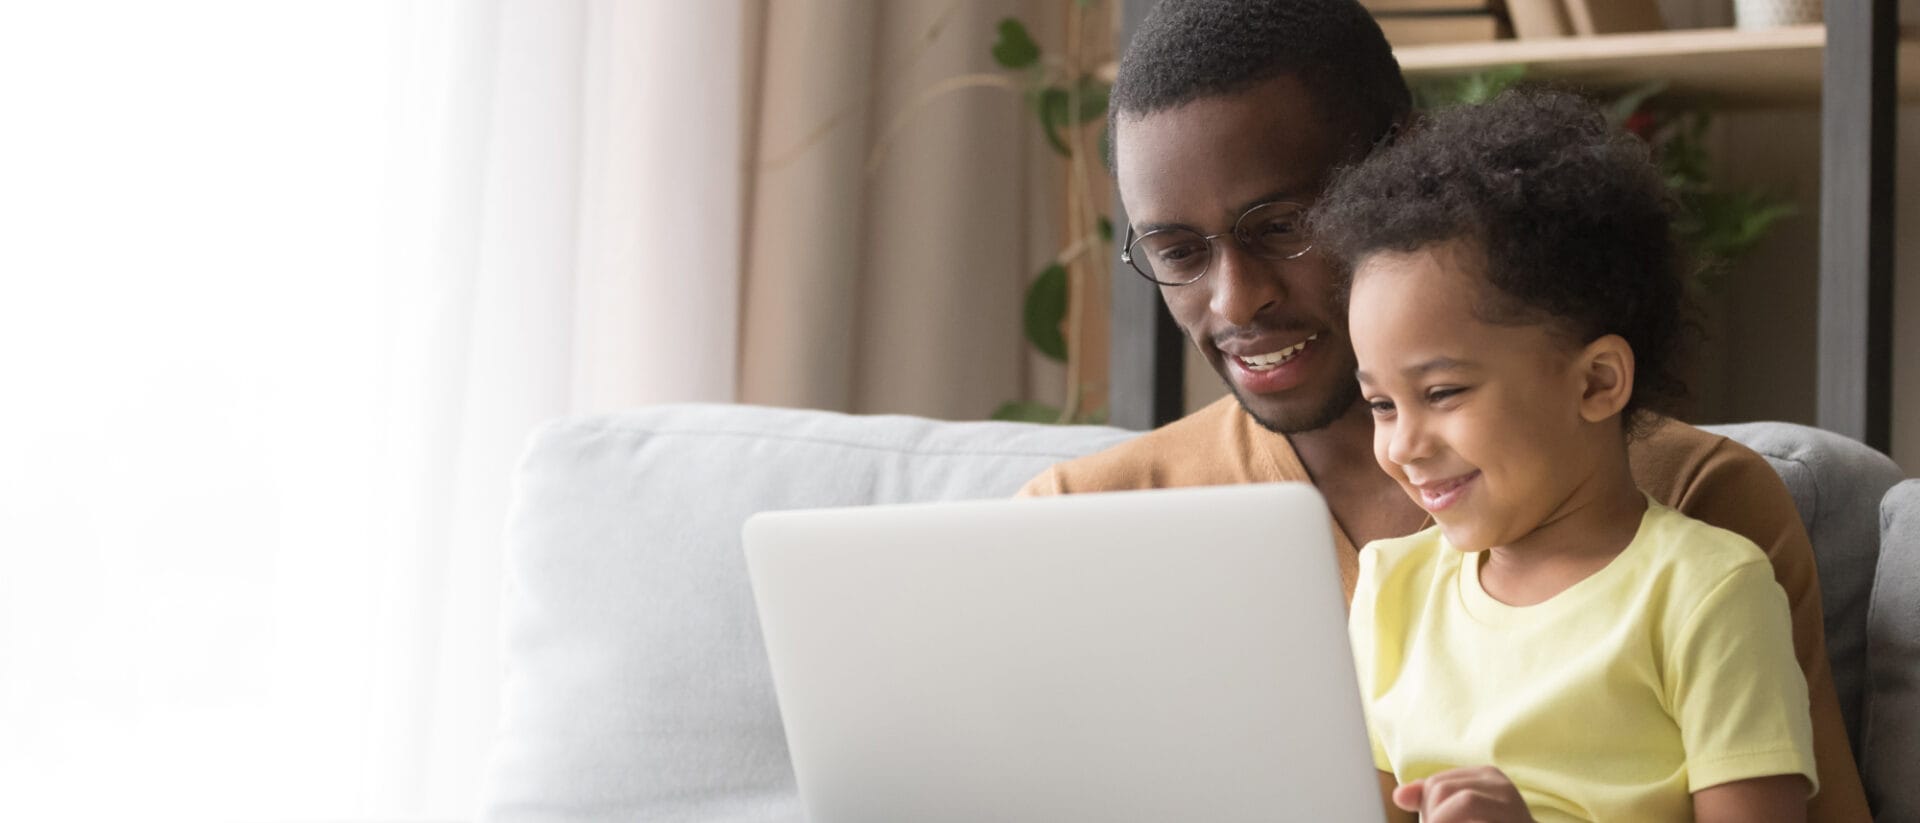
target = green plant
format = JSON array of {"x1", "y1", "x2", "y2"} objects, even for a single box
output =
[
  {"x1": 1411, "y1": 69, "x2": 1796, "y2": 292},
  {"x1": 853, "y1": 4, "x2": 1114, "y2": 424},
  {"x1": 984, "y1": 7, "x2": 1114, "y2": 425}
]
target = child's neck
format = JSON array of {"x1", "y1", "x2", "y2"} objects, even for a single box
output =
[{"x1": 1477, "y1": 452, "x2": 1648, "y2": 607}]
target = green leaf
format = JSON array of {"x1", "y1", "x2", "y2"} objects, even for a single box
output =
[
  {"x1": 991, "y1": 400, "x2": 1063, "y2": 423},
  {"x1": 1682, "y1": 190, "x2": 1797, "y2": 265},
  {"x1": 1035, "y1": 86, "x2": 1071, "y2": 156},
  {"x1": 1605, "y1": 80, "x2": 1669, "y2": 127},
  {"x1": 1410, "y1": 65, "x2": 1527, "y2": 111},
  {"x1": 1031, "y1": 78, "x2": 1106, "y2": 158},
  {"x1": 1074, "y1": 75, "x2": 1109, "y2": 124},
  {"x1": 1024, "y1": 263, "x2": 1069, "y2": 361},
  {"x1": 991, "y1": 18, "x2": 1039, "y2": 69},
  {"x1": 1096, "y1": 216, "x2": 1114, "y2": 244}
]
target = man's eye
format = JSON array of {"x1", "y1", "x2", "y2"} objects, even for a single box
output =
[
  {"x1": 1154, "y1": 243, "x2": 1206, "y2": 265},
  {"x1": 1253, "y1": 218, "x2": 1300, "y2": 238}
]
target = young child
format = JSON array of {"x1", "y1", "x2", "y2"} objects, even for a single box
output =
[{"x1": 1314, "y1": 89, "x2": 1817, "y2": 823}]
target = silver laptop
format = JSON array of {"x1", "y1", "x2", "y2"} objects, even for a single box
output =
[{"x1": 743, "y1": 483, "x2": 1383, "y2": 823}]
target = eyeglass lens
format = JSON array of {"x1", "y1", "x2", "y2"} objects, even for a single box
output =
[{"x1": 1125, "y1": 201, "x2": 1310, "y2": 285}]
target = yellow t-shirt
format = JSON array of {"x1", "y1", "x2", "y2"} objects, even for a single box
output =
[{"x1": 1348, "y1": 500, "x2": 1817, "y2": 822}]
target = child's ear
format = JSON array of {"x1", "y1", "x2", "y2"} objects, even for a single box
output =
[{"x1": 1577, "y1": 334, "x2": 1635, "y2": 423}]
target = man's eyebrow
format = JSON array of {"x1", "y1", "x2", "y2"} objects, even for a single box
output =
[
  {"x1": 1131, "y1": 189, "x2": 1312, "y2": 235},
  {"x1": 1232, "y1": 188, "x2": 1312, "y2": 215}
]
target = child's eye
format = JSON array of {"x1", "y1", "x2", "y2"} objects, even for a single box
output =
[
  {"x1": 1426, "y1": 386, "x2": 1467, "y2": 404},
  {"x1": 1367, "y1": 398, "x2": 1396, "y2": 416}
]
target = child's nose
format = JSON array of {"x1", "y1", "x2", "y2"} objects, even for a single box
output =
[{"x1": 1388, "y1": 417, "x2": 1434, "y2": 466}]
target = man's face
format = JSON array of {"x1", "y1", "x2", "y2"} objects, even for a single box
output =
[{"x1": 1114, "y1": 74, "x2": 1362, "y2": 433}]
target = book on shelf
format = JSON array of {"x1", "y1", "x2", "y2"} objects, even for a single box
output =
[
  {"x1": 1505, "y1": 0, "x2": 1572, "y2": 39},
  {"x1": 1361, "y1": 0, "x2": 1494, "y2": 12},
  {"x1": 1562, "y1": 0, "x2": 1665, "y2": 36},
  {"x1": 1375, "y1": 13, "x2": 1506, "y2": 47}
]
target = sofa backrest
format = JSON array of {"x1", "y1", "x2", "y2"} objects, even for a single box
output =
[
  {"x1": 480, "y1": 404, "x2": 1134, "y2": 823},
  {"x1": 480, "y1": 406, "x2": 1904, "y2": 822}
]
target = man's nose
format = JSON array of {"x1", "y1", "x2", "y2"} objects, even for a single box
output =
[{"x1": 1207, "y1": 239, "x2": 1284, "y2": 328}]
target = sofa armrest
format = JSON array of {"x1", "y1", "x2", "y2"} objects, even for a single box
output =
[{"x1": 1864, "y1": 480, "x2": 1920, "y2": 820}]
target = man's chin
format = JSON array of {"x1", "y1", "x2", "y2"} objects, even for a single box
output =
[{"x1": 1228, "y1": 380, "x2": 1361, "y2": 436}]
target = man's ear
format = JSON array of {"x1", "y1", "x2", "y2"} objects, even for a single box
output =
[{"x1": 1577, "y1": 334, "x2": 1635, "y2": 423}]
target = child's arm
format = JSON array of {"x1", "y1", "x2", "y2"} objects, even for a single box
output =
[
  {"x1": 1667, "y1": 561, "x2": 1819, "y2": 815},
  {"x1": 1693, "y1": 775, "x2": 1809, "y2": 823},
  {"x1": 1377, "y1": 770, "x2": 1416, "y2": 823}
]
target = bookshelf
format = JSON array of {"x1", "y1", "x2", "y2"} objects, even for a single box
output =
[{"x1": 1394, "y1": 23, "x2": 1920, "y2": 106}]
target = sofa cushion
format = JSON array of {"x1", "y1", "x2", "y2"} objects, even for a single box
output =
[
  {"x1": 479, "y1": 404, "x2": 1135, "y2": 823},
  {"x1": 1864, "y1": 480, "x2": 1920, "y2": 819},
  {"x1": 1703, "y1": 422, "x2": 1906, "y2": 754}
]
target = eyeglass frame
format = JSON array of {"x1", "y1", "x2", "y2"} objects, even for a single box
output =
[{"x1": 1119, "y1": 200, "x2": 1316, "y2": 287}]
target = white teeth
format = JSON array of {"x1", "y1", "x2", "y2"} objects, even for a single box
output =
[{"x1": 1238, "y1": 333, "x2": 1319, "y2": 370}]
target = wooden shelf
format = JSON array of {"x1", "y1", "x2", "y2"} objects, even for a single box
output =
[{"x1": 1396, "y1": 24, "x2": 1920, "y2": 106}]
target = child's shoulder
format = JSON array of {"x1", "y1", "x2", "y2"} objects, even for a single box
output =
[
  {"x1": 1356, "y1": 525, "x2": 1455, "y2": 592},
  {"x1": 1632, "y1": 501, "x2": 1775, "y2": 599}
]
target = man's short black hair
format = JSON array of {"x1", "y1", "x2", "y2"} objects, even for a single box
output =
[
  {"x1": 1110, "y1": 0, "x2": 1411, "y2": 149},
  {"x1": 1314, "y1": 88, "x2": 1689, "y2": 432}
]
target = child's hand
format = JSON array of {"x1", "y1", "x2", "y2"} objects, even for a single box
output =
[{"x1": 1392, "y1": 766, "x2": 1534, "y2": 823}]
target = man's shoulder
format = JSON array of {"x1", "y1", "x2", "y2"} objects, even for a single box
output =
[
  {"x1": 1629, "y1": 415, "x2": 1781, "y2": 507},
  {"x1": 1018, "y1": 395, "x2": 1291, "y2": 496},
  {"x1": 1632, "y1": 414, "x2": 1735, "y2": 465}
]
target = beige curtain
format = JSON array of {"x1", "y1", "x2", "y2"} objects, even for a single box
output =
[{"x1": 739, "y1": 0, "x2": 1095, "y2": 420}]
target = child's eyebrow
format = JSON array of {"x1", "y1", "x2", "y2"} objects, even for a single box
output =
[
  {"x1": 1355, "y1": 357, "x2": 1479, "y2": 385},
  {"x1": 1404, "y1": 357, "x2": 1477, "y2": 376}
]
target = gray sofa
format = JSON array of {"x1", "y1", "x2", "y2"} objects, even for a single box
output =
[{"x1": 477, "y1": 404, "x2": 1917, "y2": 822}]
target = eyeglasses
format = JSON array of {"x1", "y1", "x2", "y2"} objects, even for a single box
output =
[{"x1": 1120, "y1": 200, "x2": 1314, "y2": 286}]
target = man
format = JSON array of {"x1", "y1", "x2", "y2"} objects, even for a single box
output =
[{"x1": 1017, "y1": 1, "x2": 1869, "y2": 819}]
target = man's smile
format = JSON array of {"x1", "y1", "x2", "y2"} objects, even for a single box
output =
[
  {"x1": 1226, "y1": 332, "x2": 1321, "y2": 372},
  {"x1": 1221, "y1": 331, "x2": 1326, "y2": 394}
]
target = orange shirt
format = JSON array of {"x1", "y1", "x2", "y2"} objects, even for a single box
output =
[{"x1": 1020, "y1": 395, "x2": 1870, "y2": 822}]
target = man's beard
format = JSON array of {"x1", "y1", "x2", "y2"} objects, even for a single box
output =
[{"x1": 1232, "y1": 371, "x2": 1363, "y2": 436}]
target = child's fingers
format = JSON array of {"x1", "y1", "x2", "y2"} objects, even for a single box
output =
[
  {"x1": 1391, "y1": 778, "x2": 1426, "y2": 811},
  {"x1": 1414, "y1": 767, "x2": 1531, "y2": 823}
]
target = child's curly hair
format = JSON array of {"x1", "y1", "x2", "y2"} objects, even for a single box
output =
[{"x1": 1313, "y1": 87, "x2": 1690, "y2": 435}]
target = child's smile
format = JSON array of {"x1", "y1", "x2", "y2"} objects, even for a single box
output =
[{"x1": 1405, "y1": 469, "x2": 1479, "y2": 513}]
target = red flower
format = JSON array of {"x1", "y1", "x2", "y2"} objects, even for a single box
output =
[{"x1": 1624, "y1": 111, "x2": 1656, "y2": 140}]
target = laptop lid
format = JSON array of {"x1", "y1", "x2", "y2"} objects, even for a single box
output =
[{"x1": 743, "y1": 483, "x2": 1382, "y2": 823}]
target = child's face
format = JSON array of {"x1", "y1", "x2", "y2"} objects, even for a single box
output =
[{"x1": 1349, "y1": 241, "x2": 1613, "y2": 553}]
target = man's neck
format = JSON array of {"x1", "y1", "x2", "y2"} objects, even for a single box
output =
[
  {"x1": 1285, "y1": 401, "x2": 1376, "y2": 482},
  {"x1": 1283, "y1": 401, "x2": 1428, "y2": 547}
]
